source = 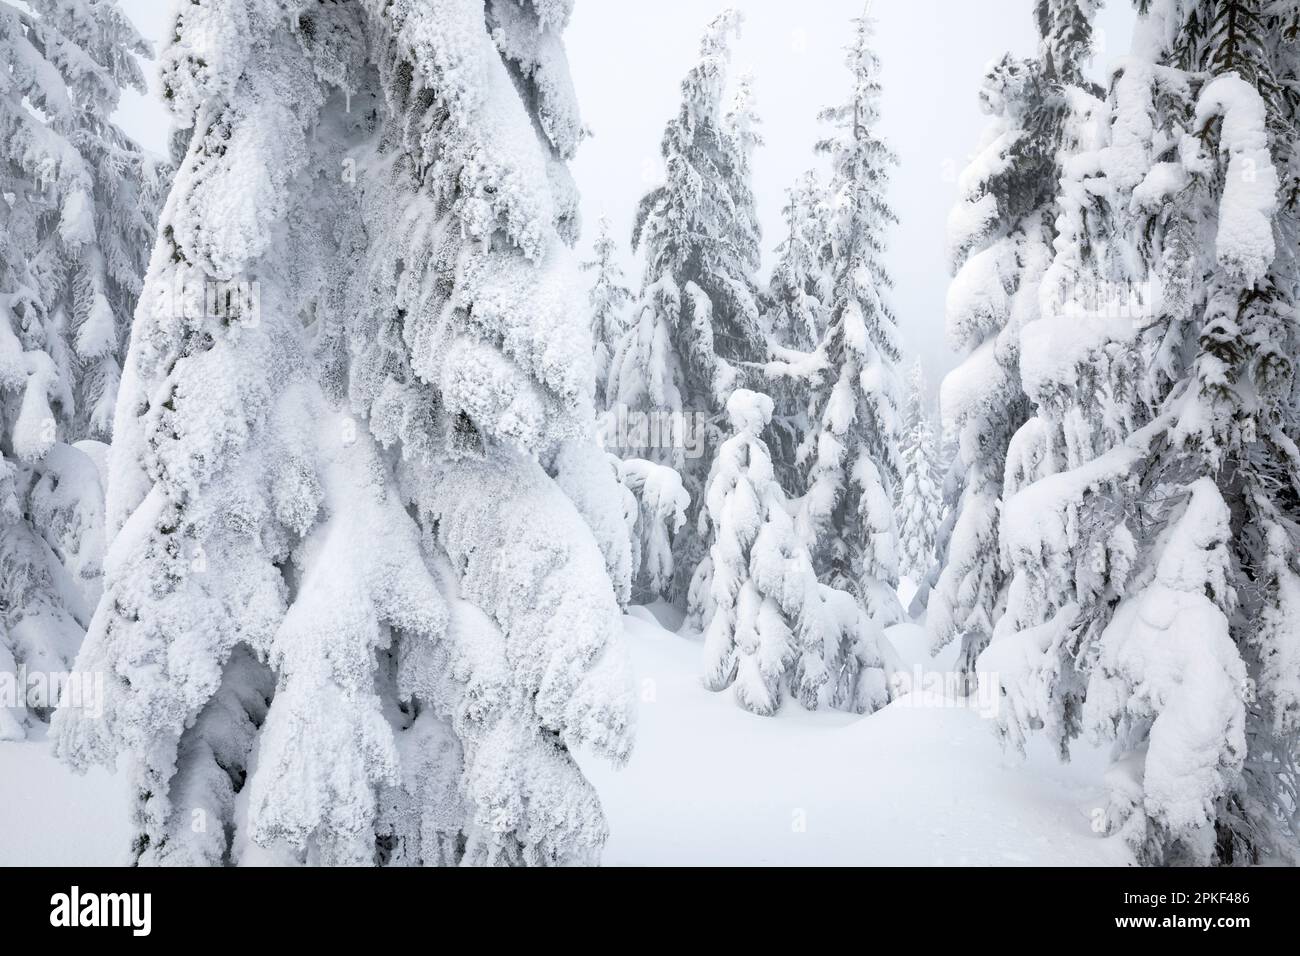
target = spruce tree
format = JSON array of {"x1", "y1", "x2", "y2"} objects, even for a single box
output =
[
  {"x1": 56, "y1": 0, "x2": 633, "y2": 867},
  {"x1": 895, "y1": 361, "x2": 943, "y2": 583},
  {"x1": 606, "y1": 9, "x2": 766, "y2": 603},
  {"x1": 986, "y1": 0, "x2": 1300, "y2": 864},
  {"x1": 766, "y1": 170, "x2": 831, "y2": 353},
  {"x1": 701, "y1": 390, "x2": 893, "y2": 715},
  {"x1": 761, "y1": 170, "x2": 831, "y2": 497},
  {"x1": 0, "y1": 0, "x2": 157, "y2": 739},
  {"x1": 799, "y1": 11, "x2": 903, "y2": 625},
  {"x1": 615, "y1": 457, "x2": 689, "y2": 606},
  {"x1": 581, "y1": 214, "x2": 631, "y2": 404},
  {"x1": 928, "y1": 4, "x2": 1094, "y2": 681}
]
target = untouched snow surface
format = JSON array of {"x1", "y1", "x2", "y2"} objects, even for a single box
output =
[
  {"x1": 580, "y1": 610, "x2": 1133, "y2": 866},
  {"x1": 0, "y1": 725, "x2": 130, "y2": 866},
  {"x1": 0, "y1": 611, "x2": 1133, "y2": 866}
]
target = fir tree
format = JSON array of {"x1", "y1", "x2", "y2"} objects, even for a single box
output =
[
  {"x1": 766, "y1": 170, "x2": 831, "y2": 353},
  {"x1": 760, "y1": 170, "x2": 831, "y2": 497},
  {"x1": 0, "y1": 0, "x2": 157, "y2": 739},
  {"x1": 908, "y1": 418, "x2": 961, "y2": 617},
  {"x1": 798, "y1": 11, "x2": 903, "y2": 625},
  {"x1": 606, "y1": 9, "x2": 766, "y2": 603},
  {"x1": 615, "y1": 457, "x2": 689, "y2": 606},
  {"x1": 56, "y1": 0, "x2": 633, "y2": 867},
  {"x1": 581, "y1": 214, "x2": 631, "y2": 404},
  {"x1": 701, "y1": 390, "x2": 894, "y2": 715},
  {"x1": 986, "y1": 0, "x2": 1300, "y2": 864},
  {"x1": 928, "y1": 4, "x2": 1094, "y2": 682},
  {"x1": 895, "y1": 361, "x2": 943, "y2": 583}
]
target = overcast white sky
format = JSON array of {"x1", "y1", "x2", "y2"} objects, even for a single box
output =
[{"x1": 116, "y1": 0, "x2": 1137, "y2": 396}]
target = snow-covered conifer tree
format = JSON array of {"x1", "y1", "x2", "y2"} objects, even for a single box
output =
[
  {"x1": 701, "y1": 390, "x2": 894, "y2": 715},
  {"x1": 766, "y1": 170, "x2": 831, "y2": 352},
  {"x1": 928, "y1": 3, "x2": 1096, "y2": 679},
  {"x1": 0, "y1": 0, "x2": 157, "y2": 739},
  {"x1": 606, "y1": 9, "x2": 766, "y2": 601},
  {"x1": 895, "y1": 361, "x2": 943, "y2": 583},
  {"x1": 798, "y1": 11, "x2": 903, "y2": 624},
  {"x1": 55, "y1": 0, "x2": 633, "y2": 867},
  {"x1": 985, "y1": 0, "x2": 1300, "y2": 864},
  {"x1": 759, "y1": 170, "x2": 830, "y2": 496},
  {"x1": 725, "y1": 69, "x2": 763, "y2": 291},
  {"x1": 907, "y1": 418, "x2": 961, "y2": 617},
  {"x1": 615, "y1": 457, "x2": 689, "y2": 605},
  {"x1": 581, "y1": 214, "x2": 631, "y2": 403}
]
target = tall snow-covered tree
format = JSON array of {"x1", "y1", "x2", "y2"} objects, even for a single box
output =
[
  {"x1": 55, "y1": 0, "x2": 633, "y2": 867},
  {"x1": 0, "y1": 0, "x2": 158, "y2": 739},
  {"x1": 895, "y1": 361, "x2": 943, "y2": 583},
  {"x1": 984, "y1": 0, "x2": 1300, "y2": 864},
  {"x1": 928, "y1": 3, "x2": 1096, "y2": 680},
  {"x1": 606, "y1": 8, "x2": 766, "y2": 602},
  {"x1": 798, "y1": 11, "x2": 903, "y2": 625},
  {"x1": 701, "y1": 389, "x2": 894, "y2": 716},
  {"x1": 581, "y1": 214, "x2": 631, "y2": 403}
]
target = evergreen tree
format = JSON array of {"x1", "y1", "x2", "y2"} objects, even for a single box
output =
[
  {"x1": 760, "y1": 170, "x2": 831, "y2": 497},
  {"x1": 0, "y1": 0, "x2": 157, "y2": 739},
  {"x1": 615, "y1": 457, "x2": 689, "y2": 606},
  {"x1": 907, "y1": 417, "x2": 961, "y2": 617},
  {"x1": 56, "y1": 0, "x2": 633, "y2": 867},
  {"x1": 895, "y1": 361, "x2": 943, "y2": 583},
  {"x1": 928, "y1": 4, "x2": 1094, "y2": 681},
  {"x1": 766, "y1": 170, "x2": 831, "y2": 353},
  {"x1": 606, "y1": 8, "x2": 766, "y2": 603},
  {"x1": 985, "y1": 0, "x2": 1300, "y2": 864},
  {"x1": 701, "y1": 389, "x2": 893, "y2": 715},
  {"x1": 581, "y1": 214, "x2": 631, "y2": 404},
  {"x1": 799, "y1": 11, "x2": 903, "y2": 625}
]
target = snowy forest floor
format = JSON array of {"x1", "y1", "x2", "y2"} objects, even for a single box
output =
[{"x1": 0, "y1": 609, "x2": 1135, "y2": 866}]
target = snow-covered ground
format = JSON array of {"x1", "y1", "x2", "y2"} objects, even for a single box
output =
[
  {"x1": 578, "y1": 609, "x2": 1133, "y2": 866},
  {"x1": 0, "y1": 611, "x2": 1132, "y2": 866},
  {"x1": 0, "y1": 725, "x2": 130, "y2": 866}
]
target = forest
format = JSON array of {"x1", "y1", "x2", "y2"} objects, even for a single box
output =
[{"x1": 1, "y1": 0, "x2": 1298, "y2": 871}]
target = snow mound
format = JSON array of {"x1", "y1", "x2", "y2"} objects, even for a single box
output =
[{"x1": 578, "y1": 614, "x2": 1134, "y2": 866}]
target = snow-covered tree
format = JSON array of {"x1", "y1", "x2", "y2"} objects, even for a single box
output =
[
  {"x1": 701, "y1": 389, "x2": 894, "y2": 716},
  {"x1": 907, "y1": 417, "x2": 961, "y2": 617},
  {"x1": 725, "y1": 69, "x2": 763, "y2": 293},
  {"x1": 0, "y1": 0, "x2": 158, "y2": 740},
  {"x1": 928, "y1": 4, "x2": 1096, "y2": 681},
  {"x1": 615, "y1": 457, "x2": 689, "y2": 605},
  {"x1": 895, "y1": 361, "x2": 943, "y2": 583},
  {"x1": 581, "y1": 214, "x2": 631, "y2": 403},
  {"x1": 766, "y1": 170, "x2": 831, "y2": 353},
  {"x1": 606, "y1": 9, "x2": 766, "y2": 601},
  {"x1": 759, "y1": 170, "x2": 830, "y2": 496},
  {"x1": 984, "y1": 0, "x2": 1300, "y2": 864},
  {"x1": 798, "y1": 11, "x2": 903, "y2": 625},
  {"x1": 55, "y1": 0, "x2": 633, "y2": 867}
]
